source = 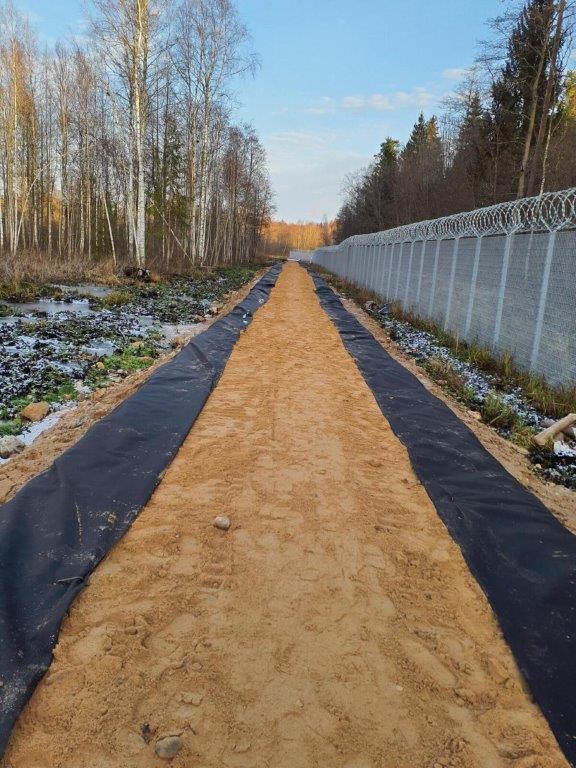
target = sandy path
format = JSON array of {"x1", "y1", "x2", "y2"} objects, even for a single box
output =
[{"x1": 2, "y1": 262, "x2": 566, "y2": 768}]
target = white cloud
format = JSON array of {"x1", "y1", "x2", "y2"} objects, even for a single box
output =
[
  {"x1": 369, "y1": 94, "x2": 392, "y2": 110},
  {"x1": 264, "y1": 130, "x2": 370, "y2": 220},
  {"x1": 304, "y1": 96, "x2": 337, "y2": 115},
  {"x1": 302, "y1": 87, "x2": 441, "y2": 117},
  {"x1": 442, "y1": 67, "x2": 471, "y2": 81},
  {"x1": 342, "y1": 95, "x2": 366, "y2": 110}
]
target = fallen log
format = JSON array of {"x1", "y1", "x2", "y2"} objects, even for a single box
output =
[{"x1": 533, "y1": 414, "x2": 576, "y2": 448}]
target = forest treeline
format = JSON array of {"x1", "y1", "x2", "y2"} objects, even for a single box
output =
[
  {"x1": 263, "y1": 219, "x2": 334, "y2": 257},
  {"x1": 337, "y1": 0, "x2": 576, "y2": 242},
  {"x1": 0, "y1": 0, "x2": 272, "y2": 272}
]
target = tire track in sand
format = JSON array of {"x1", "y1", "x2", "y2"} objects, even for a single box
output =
[{"x1": 2, "y1": 262, "x2": 567, "y2": 768}]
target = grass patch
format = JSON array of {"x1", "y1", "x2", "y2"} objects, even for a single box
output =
[
  {"x1": 480, "y1": 392, "x2": 521, "y2": 430},
  {"x1": 102, "y1": 290, "x2": 133, "y2": 308},
  {"x1": 424, "y1": 357, "x2": 465, "y2": 393},
  {"x1": 510, "y1": 422, "x2": 537, "y2": 448},
  {"x1": 86, "y1": 343, "x2": 158, "y2": 388},
  {"x1": 391, "y1": 307, "x2": 576, "y2": 419},
  {"x1": 0, "y1": 418, "x2": 24, "y2": 437},
  {"x1": 44, "y1": 381, "x2": 78, "y2": 403},
  {"x1": 0, "y1": 281, "x2": 64, "y2": 303}
]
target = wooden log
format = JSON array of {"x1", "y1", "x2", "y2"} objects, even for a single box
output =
[{"x1": 533, "y1": 414, "x2": 576, "y2": 448}]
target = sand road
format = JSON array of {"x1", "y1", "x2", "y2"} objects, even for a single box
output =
[{"x1": 2, "y1": 262, "x2": 566, "y2": 768}]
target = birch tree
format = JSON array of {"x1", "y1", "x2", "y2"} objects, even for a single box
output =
[{"x1": 90, "y1": 0, "x2": 167, "y2": 266}]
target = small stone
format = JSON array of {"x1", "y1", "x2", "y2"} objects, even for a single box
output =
[
  {"x1": 95, "y1": 361, "x2": 106, "y2": 370},
  {"x1": 0, "y1": 435, "x2": 25, "y2": 459},
  {"x1": 234, "y1": 741, "x2": 251, "y2": 754},
  {"x1": 213, "y1": 515, "x2": 231, "y2": 531},
  {"x1": 155, "y1": 735, "x2": 183, "y2": 760},
  {"x1": 21, "y1": 401, "x2": 50, "y2": 422},
  {"x1": 181, "y1": 692, "x2": 203, "y2": 706}
]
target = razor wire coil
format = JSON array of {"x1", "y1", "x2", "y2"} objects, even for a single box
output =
[{"x1": 319, "y1": 187, "x2": 576, "y2": 250}]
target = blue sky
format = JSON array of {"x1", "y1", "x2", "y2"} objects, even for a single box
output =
[{"x1": 22, "y1": 0, "x2": 504, "y2": 221}]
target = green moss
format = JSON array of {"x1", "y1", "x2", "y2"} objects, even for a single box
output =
[
  {"x1": 85, "y1": 344, "x2": 157, "y2": 391},
  {"x1": 0, "y1": 419, "x2": 24, "y2": 437},
  {"x1": 44, "y1": 381, "x2": 78, "y2": 403}
]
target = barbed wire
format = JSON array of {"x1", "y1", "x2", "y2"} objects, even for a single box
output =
[{"x1": 316, "y1": 187, "x2": 576, "y2": 250}]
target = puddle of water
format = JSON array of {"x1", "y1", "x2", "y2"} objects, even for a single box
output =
[
  {"x1": 0, "y1": 283, "x2": 117, "y2": 323},
  {"x1": 1, "y1": 298, "x2": 95, "y2": 319},
  {"x1": 84, "y1": 340, "x2": 116, "y2": 357},
  {"x1": 160, "y1": 322, "x2": 206, "y2": 342},
  {"x1": 53, "y1": 283, "x2": 113, "y2": 299}
]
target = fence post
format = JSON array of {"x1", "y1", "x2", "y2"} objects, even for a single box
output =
[
  {"x1": 363, "y1": 245, "x2": 370, "y2": 287},
  {"x1": 428, "y1": 239, "x2": 442, "y2": 316},
  {"x1": 386, "y1": 242, "x2": 396, "y2": 299},
  {"x1": 383, "y1": 243, "x2": 391, "y2": 298},
  {"x1": 416, "y1": 240, "x2": 426, "y2": 309},
  {"x1": 373, "y1": 244, "x2": 382, "y2": 297},
  {"x1": 369, "y1": 244, "x2": 377, "y2": 289},
  {"x1": 444, "y1": 237, "x2": 460, "y2": 331},
  {"x1": 493, "y1": 233, "x2": 514, "y2": 348},
  {"x1": 404, "y1": 240, "x2": 415, "y2": 308},
  {"x1": 529, "y1": 230, "x2": 557, "y2": 373},
  {"x1": 465, "y1": 236, "x2": 482, "y2": 336},
  {"x1": 394, "y1": 242, "x2": 404, "y2": 298}
]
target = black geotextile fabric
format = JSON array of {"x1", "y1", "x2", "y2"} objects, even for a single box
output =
[
  {"x1": 309, "y1": 268, "x2": 576, "y2": 766},
  {"x1": 0, "y1": 263, "x2": 282, "y2": 755}
]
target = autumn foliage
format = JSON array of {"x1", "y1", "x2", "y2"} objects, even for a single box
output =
[{"x1": 263, "y1": 220, "x2": 335, "y2": 257}]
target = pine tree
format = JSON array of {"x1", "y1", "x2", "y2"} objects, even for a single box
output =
[
  {"x1": 452, "y1": 92, "x2": 492, "y2": 207},
  {"x1": 490, "y1": 0, "x2": 556, "y2": 198}
]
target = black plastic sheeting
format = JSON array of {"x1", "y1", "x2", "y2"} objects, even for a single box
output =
[
  {"x1": 0, "y1": 263, "x2": 282, "y2": 755},
  {"x1": 310, "y1": 268, "x2": 576, "y2": 766}
]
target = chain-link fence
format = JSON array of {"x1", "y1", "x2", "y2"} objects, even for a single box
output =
[{"x1": 310, "y1": 188, "x2": 576, "y2": 388}]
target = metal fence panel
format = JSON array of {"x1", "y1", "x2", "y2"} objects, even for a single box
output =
[
  {"x1": 309, "y1": 187, "x2": 576, "y2": 388},
  {"x1": 449, "y1": 237, "x2": 476, "y2": 337},
  {"x1": 536, "y1": 231, "x2": 576, "y2": 387}
]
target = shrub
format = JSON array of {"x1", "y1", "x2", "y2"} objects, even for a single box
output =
[{"x1": 481, "y1": 392, "x2": 520, "y2": 430}]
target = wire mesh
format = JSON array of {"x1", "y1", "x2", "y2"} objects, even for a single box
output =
[{"x1": 310, "y1": 188, "x2": 576, "y2": 387}]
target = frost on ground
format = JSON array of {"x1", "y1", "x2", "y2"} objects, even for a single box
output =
[
  {"x1": 368, "y1": 306, "x2": 576, "y2": 491},
  {"x1": 0, "y1": 267, "x2": 258, "y2": 455}
]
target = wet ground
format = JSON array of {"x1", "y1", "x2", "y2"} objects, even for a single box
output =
[
  {"x1": 372, "y1": 308, "x2": 576, "y2": 490},
  {"x1": 0, "y1": 266, "x2": 259, "y2": 451}
]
